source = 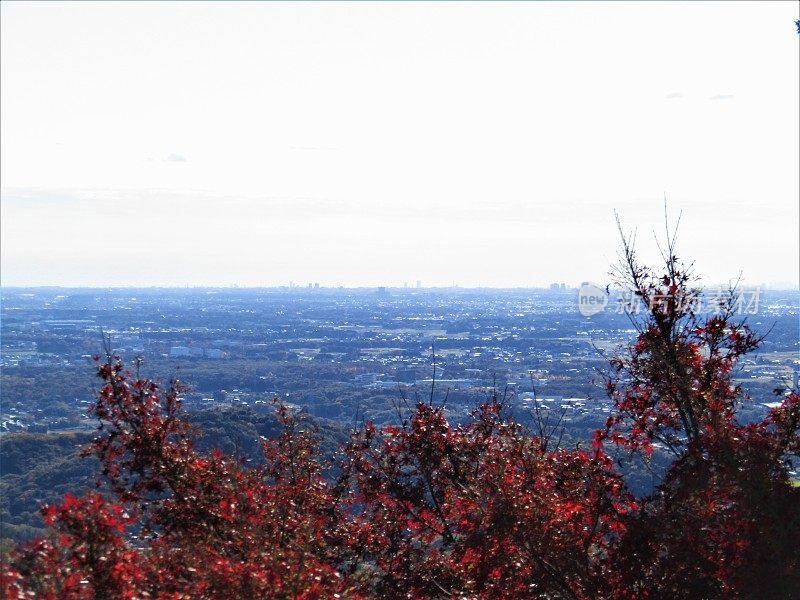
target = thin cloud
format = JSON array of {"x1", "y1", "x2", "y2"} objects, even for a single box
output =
[
  {"x1": 665, "y1": 92, "x2": 684, "y2": 99},
  {"x1": 289, "y1": 145, "x2": 337, "y2": 152},
  {"x1": 710, "y1": 94, "x2": 735, "y2": 101},
  {"x1": 166, "y1": 153, "x2": 187, "y2": 162}
]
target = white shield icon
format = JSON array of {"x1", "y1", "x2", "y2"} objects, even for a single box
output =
[{"x1": 577, "y1": 282, "x2": 608, "y2": 317}]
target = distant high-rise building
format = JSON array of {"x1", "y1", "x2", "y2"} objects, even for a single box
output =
[{"x1": 416, "y1": 280, "x2": 421, "y2": 289}]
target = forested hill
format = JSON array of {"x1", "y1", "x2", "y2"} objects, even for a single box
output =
[{"x1": 0, "y1": 406, "x2": 349, "y2": 549}]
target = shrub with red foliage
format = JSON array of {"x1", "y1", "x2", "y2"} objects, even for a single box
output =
[
  {"x1": 340, "y1": 399, "x2": 633, "y2": 599},
  {"x1": 3, "y1": 359, "x2": 353, "y2": 599},
  {"x1": 597, "y1": 221, "x2": 800, "y2": 598},
  {"x1": 3, "y1": 491, "x2": 144, "y2": 600}
]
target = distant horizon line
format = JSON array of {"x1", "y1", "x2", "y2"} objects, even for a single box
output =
[{"x1": 2, "y1": 283, "x2": 798, "y2": 292}]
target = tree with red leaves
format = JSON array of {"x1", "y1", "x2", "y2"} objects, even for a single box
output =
[
  {"x1": 597, "y1": 216, "x2": 800, "y2": 598},
  {"x1": 3, "y1": 358, "x2": 354, "y2": 599},
  {"x1": 340, "y1": 398, "x2": 633, "y2": 599}
]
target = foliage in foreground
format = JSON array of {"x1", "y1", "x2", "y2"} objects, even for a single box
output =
[{"x1": 2, "y1": 240, "x2": 799, "y2": 599}]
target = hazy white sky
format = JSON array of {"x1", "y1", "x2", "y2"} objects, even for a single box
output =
[{"x1": 2, "y1": 1, "x2": 798, "y2": 288}]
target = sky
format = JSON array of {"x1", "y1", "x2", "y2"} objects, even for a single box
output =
[{"x1": 1, "y1": 1, "x2": 798, "y2": 288}]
